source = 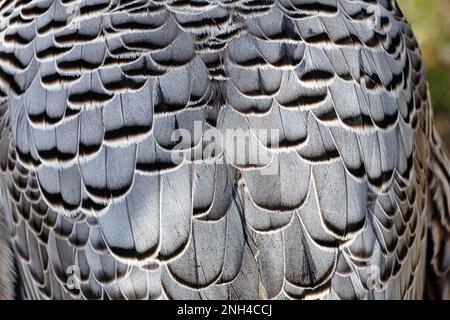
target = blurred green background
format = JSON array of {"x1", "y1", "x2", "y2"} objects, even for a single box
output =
[{"x1": 397, "y1": 0, "x2": 450, "y2": 144}]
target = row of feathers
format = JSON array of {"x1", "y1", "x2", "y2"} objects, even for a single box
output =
[{"x1": 0, "y1": 0, "x2": 448, "y2": 299}]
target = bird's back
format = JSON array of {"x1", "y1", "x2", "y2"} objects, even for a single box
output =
[{"x1": 0, "y1": 0, "x2": 448, "y2": 299}]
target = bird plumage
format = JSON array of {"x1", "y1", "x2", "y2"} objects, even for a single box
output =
[
  {"x1": 0, "y1": 203, "x2": 13, "y2": 299},
  {"x1": 0, "y1": 0, "x2": 448, "y2": 299}
]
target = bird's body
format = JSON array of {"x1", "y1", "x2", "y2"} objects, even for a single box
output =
[{"x1": 0, "y1": 0, "x2": 448, "y2": 299}]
